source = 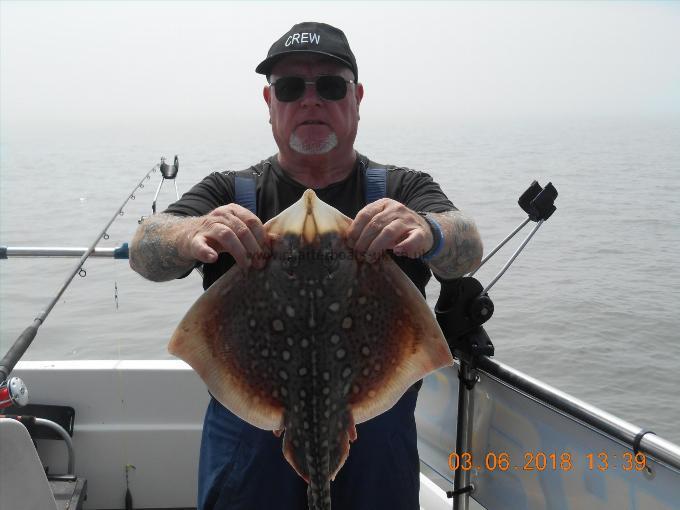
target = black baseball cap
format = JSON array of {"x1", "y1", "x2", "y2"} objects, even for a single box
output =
[{"x1": 255, "y1": 22, "x2": 358, "y2": 80}]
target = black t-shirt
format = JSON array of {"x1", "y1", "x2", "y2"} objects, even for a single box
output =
[{"x1": 165, "y1": 153, "x2": 455, "y2": 291}]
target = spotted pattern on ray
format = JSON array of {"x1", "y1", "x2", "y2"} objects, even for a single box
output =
[
  {"x1": 168, "y1": 190, "x2": 453, "y2": 510},
  {"x1": 208, "y1": 237, "x2": 423, "y2": 492},
  {"x1": 214, "y1": 237, "x2": 410, "y2": 412}
]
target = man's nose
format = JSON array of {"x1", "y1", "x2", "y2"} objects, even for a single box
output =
[{"x1": 300, "y1": 81, "x2": 322, "y2": 106}]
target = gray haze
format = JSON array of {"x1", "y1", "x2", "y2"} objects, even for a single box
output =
[{"x1": 1, "y1": 1, "x2": 679, "y2": 136}]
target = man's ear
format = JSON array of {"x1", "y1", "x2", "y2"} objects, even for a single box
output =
[
  {"x1": 355, "y1": 82, "x2": 364, "y2": 106},
  {"x1": 356, "y1": 82, "x2": 364, "y2": 118},
  {"x1": 263, "y1": 85, "x2": 272, "y2": 107},
  {"x1": 263, "y1": 86, "x2": 273, "y2": 123}
]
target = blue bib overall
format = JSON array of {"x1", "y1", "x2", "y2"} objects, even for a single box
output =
[{"x1": 198, "y1": 168, "x2": 421, "y2": 510}]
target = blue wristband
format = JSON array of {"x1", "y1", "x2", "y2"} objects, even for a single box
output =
[{"x1": 420, "y1": 214, "x2": 444, "y2": 261}]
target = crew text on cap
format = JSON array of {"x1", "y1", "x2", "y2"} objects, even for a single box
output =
[{"x1": 285, "y1": 32, "x2": 321, "y2": 47}]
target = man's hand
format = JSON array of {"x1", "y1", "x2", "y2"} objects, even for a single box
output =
[
  {"x1": 345, "y1": 199, "x2": 483, "y2": 279},
  {"x1": 181, "y1": 204, "x2": 269, "y2": 269},
  {"x1": 129, "y1": 205, "x2": 270, "y2": 282},
  {"x1": 345, "y1": 198, "x2": 433, "y2": 262}
]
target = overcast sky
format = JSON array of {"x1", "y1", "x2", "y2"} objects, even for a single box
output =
[{"x1": 1, "y1": 1, "x2": 679, "y2": 132}]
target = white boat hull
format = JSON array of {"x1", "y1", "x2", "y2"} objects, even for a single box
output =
[{"x1": 7, "y1": 360, "x2": 455, "y2": 510}]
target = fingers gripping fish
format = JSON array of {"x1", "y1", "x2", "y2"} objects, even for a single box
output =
[{"x1": 169, "y1": 190, "x2": 453, "y2": 509}]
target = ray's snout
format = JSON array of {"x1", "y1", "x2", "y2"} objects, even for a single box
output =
[{"x1": 266, "y1": 189, "x2": 352, "y2": 245}]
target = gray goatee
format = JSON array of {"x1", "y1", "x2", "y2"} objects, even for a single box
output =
[{"x1": 290, "y1": 132, "x2": 338, "y2": 155}]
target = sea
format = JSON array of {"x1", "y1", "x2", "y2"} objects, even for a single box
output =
[{"x1": 1, "y1": 114, "x2": 678, "y2": 444}]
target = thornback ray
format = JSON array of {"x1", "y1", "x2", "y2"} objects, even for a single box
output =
[{"x1": 168, "y1": 189, "x2": 453, "y2": 510}]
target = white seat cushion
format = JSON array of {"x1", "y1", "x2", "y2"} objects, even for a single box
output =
[{"x1": 0, "y1": 418, "x2": 58, "y2": 510}]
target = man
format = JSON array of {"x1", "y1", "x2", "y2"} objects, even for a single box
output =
[{"x1": 130, "y1": 22, "x2": 482, "y2": 510}]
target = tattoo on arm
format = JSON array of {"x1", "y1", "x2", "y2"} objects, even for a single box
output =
[
  {"x1": 129, "y1": 214, "x2": 198, "y2": 282},
  {"x1": 426, "y1": 211, "x2": 483, "y2": 279}
]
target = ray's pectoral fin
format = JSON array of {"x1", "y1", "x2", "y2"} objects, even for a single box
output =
[
  {"x1": 283, "y1": 415, "x2": 356, "y2": 485},
  {"x1": 282, "y1": 426, "x2": 310, "y2": 483},
  {"x1": 347, "y1": 257, "x2": 455, "y2": 425},
  {"x1": 168, "y1": 266, "x2": 285, "y2": 431},
  {"x1": 328, "y1": 413, "x2": 356, "y2": 481}
]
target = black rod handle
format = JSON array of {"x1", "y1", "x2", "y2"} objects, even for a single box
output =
[{"x1": 0, "y1": 321, "x2": 40, "y2": 382}]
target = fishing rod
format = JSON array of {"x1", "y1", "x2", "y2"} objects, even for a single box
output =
[{"x1": 0, "y1": 157, "x2": 179, "y2": 401}]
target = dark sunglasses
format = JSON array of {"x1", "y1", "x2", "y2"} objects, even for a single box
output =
[{"x1": 270, "y1": 75, "x2": 355, "y2": 102}]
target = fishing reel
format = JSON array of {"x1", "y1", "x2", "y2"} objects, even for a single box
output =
[{"x1": 0, "y1": 377, "x2": 29, "y2": 409}]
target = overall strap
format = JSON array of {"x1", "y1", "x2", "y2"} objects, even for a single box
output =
[
  {"x1": 234, "y1": 164, "x2": 388, "y2": 213},
  {"x1": 234, "y1": 173, "x2": 257, "y2": 214},
  {"x1": 364, "y1": 167, "x2": 387, "y2": 204}
]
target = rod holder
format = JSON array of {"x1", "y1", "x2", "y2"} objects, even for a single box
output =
[
  {"x1": 435, "y1": 277, "x2": 494, "y2": 361},
  {"x1": 435, "y1": 277, "x2": 492, "y2": 510},
  {"x1": 159, "y1": 155, "x2": 179, "y2": 180},
  {"x1": 153, "y1": 156, "x2": 181, "y2": 214},
  {"x1": 436, "y1": 180, "x2": 557, "y2": 509},
  {"x1": 519, "y1": 180, "x2": 557, "y2": 221}
]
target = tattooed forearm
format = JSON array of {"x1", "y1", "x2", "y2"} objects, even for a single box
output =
[
  {"x1": 129, "y1": 214, "x2": 199, "y2": 282},
  {"x1": 425, "y1": 210, "x2": 483, "y2": 279}
]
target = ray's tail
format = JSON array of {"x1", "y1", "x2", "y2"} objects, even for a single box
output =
[
  {"x1": 307, "y1": 479, "x2": 331, "y2": 510},
  {"x1": 306, "y1": 437, "x2": 332, "y2": 510}
]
